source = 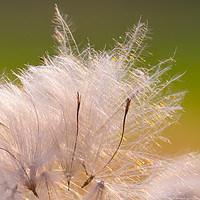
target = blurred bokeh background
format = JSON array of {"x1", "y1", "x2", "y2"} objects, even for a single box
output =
[{"x1": 0, "y1": 0, "x2": 199, "y2": 155}]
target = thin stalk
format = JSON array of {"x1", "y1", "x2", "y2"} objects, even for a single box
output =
[
  {"x1": 69, "y1": 92, "x2": 81, "y2": 188},
  {"x1": 81, "y1": 98, "x2": 131, "y2": 188}
]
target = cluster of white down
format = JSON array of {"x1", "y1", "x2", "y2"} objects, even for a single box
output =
[{"x1": 0, "y1": 5, "x2": 199, "y2": 200}]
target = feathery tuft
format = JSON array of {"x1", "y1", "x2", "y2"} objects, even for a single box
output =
[{"x1": 0, "y1": 4, "x2": 197, "y2": 200}]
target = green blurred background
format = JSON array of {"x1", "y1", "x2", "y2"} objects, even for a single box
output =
[{"x1": 0, "y1": 0, "x2": 199, "y2": 155}]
